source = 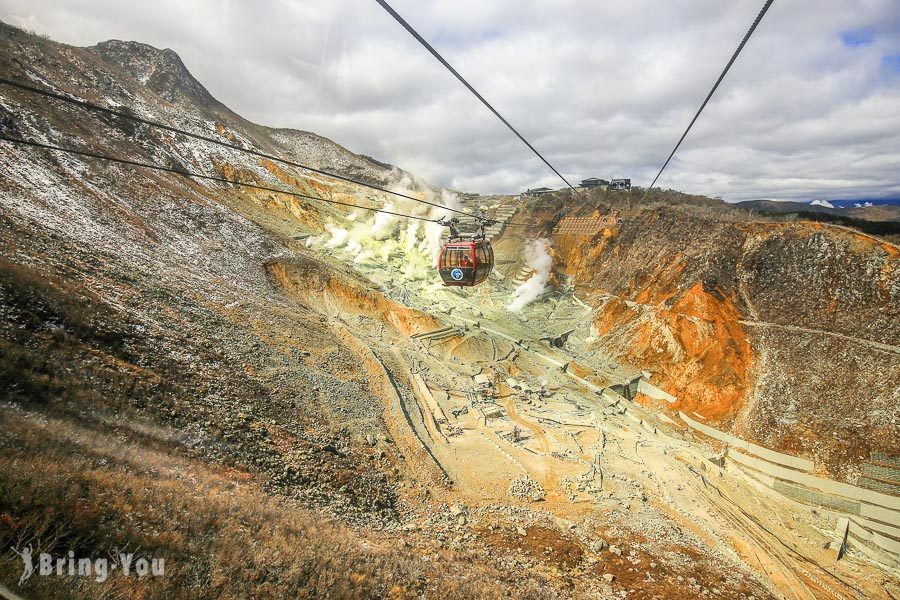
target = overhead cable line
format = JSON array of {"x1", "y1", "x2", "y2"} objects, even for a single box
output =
[
  {"x1": 641, "y1": 0, "x2": 775, "y2": 201},
  {"x1": 0, "y1": 134, "x2": 439, "y2": 223},
  {"x1": 373, "y1": 0, "x2": 581, "y2": 196},
  {"x1": 0, "y1": 77, "x2": 471, "y2": 218},
  {"x1": 1, "y1": 79, "x2": 535, "y2": 229}
]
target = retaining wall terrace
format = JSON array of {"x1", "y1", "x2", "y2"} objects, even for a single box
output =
[
  {"x1": 677, "y1": 412, "x2": 900, "y2": 566},
  {"x1": 728, "y1": 450, "x2": 900, "y2": 513},
  {"x1": 637, "y1": 379, "x2": 676, "y2": 403},
  {"x1": 772, "y1": 480, "x2": 861, "y2": 514},
  {"x1": 848, "y1": 521, "x2": 900, "y2": 564},
  {"x1": 679, "y1": 412, "x2": 815, "y2": 472},
  {"x1": 863, "y1": 462, "x2": 900, "y2": 482},
  {"x1": 859, "y1": 461, "x2": 900, "y2": 495},
  {"x1": 872, "y1": 452, "x2": 900, "y2": 469},
  {"x1": 860, "y1": 476, "x2": 900, "y2": 496}
]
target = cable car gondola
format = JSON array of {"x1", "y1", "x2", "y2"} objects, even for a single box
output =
[{"x1": 437, "y1": 217, "x2": 494, "y2": 287}]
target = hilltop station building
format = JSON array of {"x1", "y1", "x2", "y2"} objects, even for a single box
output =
[{"x1": 523, "y1": 177, "x2": 632, "y2": 195}]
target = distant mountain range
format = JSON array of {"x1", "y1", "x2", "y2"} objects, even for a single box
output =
[
  {"x1": 734, "y1": 198, "x2": 900, "y2": 222},
  {"x1": 813, "y1": 198, "x2": 900, "y2": 208}
]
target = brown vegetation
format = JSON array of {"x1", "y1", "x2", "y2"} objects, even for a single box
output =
[{"x1": 0, "y1": 408, "x2": 550, "y2": 599}]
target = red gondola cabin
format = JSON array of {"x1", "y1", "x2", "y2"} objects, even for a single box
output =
[{"x1": 438, "y1": 239, "x2": 494, "y2": 286}]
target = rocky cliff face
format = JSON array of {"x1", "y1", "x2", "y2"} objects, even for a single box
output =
[
  {"x1": 0, "y1": 21, "x2": 413, "y2": 192},
  {"x1": 88, "y1": 39, "x2": 222, "y2": 107},
  {"x1": 525, "y1": 194, "x2": 899, "y2": 481}
]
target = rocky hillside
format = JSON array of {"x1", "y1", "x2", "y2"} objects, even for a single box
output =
[
  {"x1": 1, "y1": 25, "x2": 410, "y2": 191},
  {"x1": 1, "y1": 20, "x2": 897, "y2": 599},
  {"x1": 0, "y1": 22, "x2": 566, "y2": 598},
  {"x1": 518, "y1": 190, "x2": 899, "y2": 482}
]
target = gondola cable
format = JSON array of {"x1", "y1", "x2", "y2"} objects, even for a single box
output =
[
  {"x1": 0, "y1": 77, "x2": 473, "y2": 218},
  {"x1": 0, "y1": 78, "x2": 542, "y2": 228},
  {"x1": 373, "y1": 0, "x2": 581, "y2": 197},
  {"x1": 0, "y1": 132, "x2": 518, "y2": 285},
  {"x1": 0, "y1": 134, "x2": 441, "y2": 223},
  {"x1": 2, "y1": 7, "x2": 597, "y2": 287},
  {"x1": 640, "y1": 0, "x2": 775, "y2": 201}
]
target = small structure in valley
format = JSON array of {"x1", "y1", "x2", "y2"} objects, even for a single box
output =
[
  {"x1": 480, "y1": 405, "x2": 504, "y2": 425},
  {"x1": 474, "y1": 373, "x2": 493, "y2": 392}
]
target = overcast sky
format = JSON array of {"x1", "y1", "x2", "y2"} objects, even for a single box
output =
[{"x1": 2, "y1": 0, "x2": 899, "y2": 201}]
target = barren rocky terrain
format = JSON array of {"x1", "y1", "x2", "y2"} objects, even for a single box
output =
[
  {"x1": 0, "y1": 22, "x2": 898, "y2": 599},
  {"x1": 516, "y1": 192, "x2": 899, "y2": 482}
]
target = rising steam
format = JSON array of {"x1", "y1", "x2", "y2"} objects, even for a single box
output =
[
  {"x1": 507, "y1": 238, "x2": 553, "y2": 313},
  {"x1": 306, "y1": 170, "x2": 461, "y2": 280}
]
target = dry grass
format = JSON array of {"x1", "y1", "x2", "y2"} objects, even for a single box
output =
[
  {"x1": 0, "y1": 407, "x2": 553, "y2": 599},
  {"x1": 0, "y1": 257, "x2": 132, "y2": 406}
]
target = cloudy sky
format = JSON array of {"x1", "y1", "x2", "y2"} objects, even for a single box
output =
[{"x1": 2, "y1": 0, "x2": 899, "y2": 201}]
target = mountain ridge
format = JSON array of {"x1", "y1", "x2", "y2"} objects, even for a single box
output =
[
  {"x1": 734, "y1": 198, "x2": 900, "y2": 223},
  {"x1": 0, "y1": 20, "x2": 413, "y2": 192}
]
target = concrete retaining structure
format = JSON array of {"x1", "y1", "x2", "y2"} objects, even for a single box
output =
[
  {"x1": 610, "y1": 378, "x2": 641, "y2": 401},
  {"x1": 860, "y1": 503, "x2": 900, "y2": 526},
  {"x1": 598, "y1": 388, "x2": 665, "y2": 437},
  {"x1": 852, "y1": 515, "x2": 900, "y2": 540},
  {"x1": 863, "y1": 462, "x2": 900, "y2": 482},
  {"x1": 739, "y1": 453, "x2": 900, "y2": 565},
  {"x1": 624, "y1": 410, "x2": 642, "y2": 425},
  {"x1": 656, "y1": 412, "x2": 677, "y2": 426},
  {"x1": 637, "y1": 379, "x2": 676, "y2": 403},
  {"x1": 831, "y1": 517, "x2": 849, "y2": 560},
  {"x1": 872, "y1": 452, "x2": 900, "y2": 469},
  {"x1": 729, "y1": 450, "x2": 900, "y2": 514},
  {"x1": 859, "y1": 460, "x2": 900, "y2": 495},
  {"x1": 772, "y1": 480, "x2": 861, "y2": 515},
  {"x1": 860, "y1": 476, "x2": 900, "y2": 496},
  {"x1": 846, "y1": 534, "x2": 899, "y2": 568},
  {"x1": 678, "y1": 412, "x2": 815, "y2": 472},
  {"x1": 848, "y1": 520, "x2": 900, "y2": 564},
  {"x1": 742, "y1": 468, "x2": 776, "y2": 489},
  {"x1": 601, "y1": 388, "x2": 627, "y2": 406},
  {"x1": 872, "y1": 530, "x2": 900, "y2": 556},
  {"x1": 703, "y1": 421, "x2": 900, "y2": 566}
]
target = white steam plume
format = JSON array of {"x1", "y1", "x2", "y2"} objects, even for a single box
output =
[
  {"x1": 324, "y1": 225, "x2": 349, "y2": 248},
  {"x1": 422, "y1": 190, "x2": 461, "y2": 265},
  {"x1": 508, "y1": 238, "x2": 553, "y2": 312},
  {"x1": 308, "y1": 171, "x2": 464, "y2": 280}
]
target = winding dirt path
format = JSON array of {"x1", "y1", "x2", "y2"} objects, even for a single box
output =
[
  {"x1": 738, "y1": 319, "x2": 900, "y2": 355},
  {"x1": 500, "y1": 394, "x2": 550, "y2": 453}
]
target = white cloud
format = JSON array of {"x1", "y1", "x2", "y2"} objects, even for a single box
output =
[{"x1": 2, "y1": 0, "x2": 899, "y2": 202}]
